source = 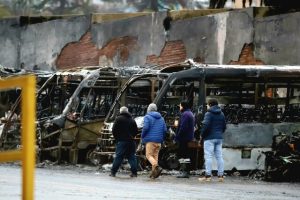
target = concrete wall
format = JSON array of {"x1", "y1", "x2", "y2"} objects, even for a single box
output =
[
  {"x1": 254, "y1": 11, "x2": 300, "y2": 65},
  {"x1": 91, "y1": 12, "x2": 166, "y2": 67},
  {"x1": 169, "y1": 8, "x2": 254, "y2": 64},
  {"x1": 20, "y1": 15, "x2": 90, "y2": 70},
  {"x1": 1, "y1": 8, "x2": 300, "y2": 71},
  {"x1": 223, "y1": 8, "x2": 254, "y2": 64},
  {"x1": 0, "y1": 18, "x2": 20, "y2": 68}
]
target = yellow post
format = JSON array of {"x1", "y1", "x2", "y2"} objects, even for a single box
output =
[
  {"x1": 21, "y1": 76, "x2": 36, "y2": 200},
  {"x1": 0, "y1": 75, "x2": 36, "y2": 200}
]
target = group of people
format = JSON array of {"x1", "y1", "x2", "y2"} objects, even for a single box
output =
[{"x1": 110, "y1": 98, "x2": 226, "y2": 182}]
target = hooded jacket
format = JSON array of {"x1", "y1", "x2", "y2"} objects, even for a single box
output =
[
  {"x1": 175, "y1": 109, "x2": 195, "y2": 143},
  {"x1": 201, "y1": 105, "x2": 226, "y2": 140},
  {"x1": 141, "y1": 111, "x2": 167, "y2": 144},
  {"x1": 112, "y1": 112, "x2": 138, "y2": 141}
]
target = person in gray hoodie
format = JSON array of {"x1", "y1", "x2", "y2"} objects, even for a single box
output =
[{"x1": 142, "y1": 103, "x2": 167, "y2": 179}]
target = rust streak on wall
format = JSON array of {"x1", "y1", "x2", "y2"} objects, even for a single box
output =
[
  {"x1": 146, "y1": 40, "x2": 187, "y2": 67},
  {"x1": 56, "y1": 32, "x2": 99, "y2": 69},
  {"x1": 99, "y1": 36, "x2": 138, "y2": 63},
  {"x1": 229, "y1": 43, "x2": 264, "y2": 65},
  {"x1": 56, "y1": 32, "x2": 138, "y2": 70}
]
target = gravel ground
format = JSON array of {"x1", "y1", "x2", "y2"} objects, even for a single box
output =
[{"x1": 0, "y1": 163, "x2": 300, "y2": 200}]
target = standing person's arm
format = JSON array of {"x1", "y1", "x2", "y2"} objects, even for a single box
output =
[
  {"x1": 112, "y1": 117, "x2": 120, "y2": 139},
  {"x1": 163, "y1": 119, "x2": 167, "y2": 140},
  {"x1": 176, "y1": 113, "x2": 187, "y2": 141},
  {"x1": 131, "y1": 119, "x2": 139, "y2": 138},
  {"x1": 201, "y1": 112, "x2": 212, "y2": 138},
  {"x1": 141, "y1": 116, "x2": 150, "y2": 139},
  {"x1": 222, "y1": 113, "x2": 226, "y2": 133}
]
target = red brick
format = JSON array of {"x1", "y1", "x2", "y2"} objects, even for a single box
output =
[{"x1": 229, "y1": 43, "x2": 264, "y2": 65}]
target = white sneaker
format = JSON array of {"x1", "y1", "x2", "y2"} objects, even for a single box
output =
[
  {"x1": 198, "y1": 176, "x2": 211, "y2": 182},
  {"x1": 218, "y1": 176, "x2": 224, "y2": 182}
]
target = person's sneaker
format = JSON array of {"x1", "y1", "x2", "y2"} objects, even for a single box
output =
[
  {"x1": 198, "y1": 176, "x2": 211, "y2": 182},
  {"x1": 130, "y1": 173, "x2": 137, "y2": 178},
  {"x1": 176, "y1": 171, "x2": 189, "y2": 178},
  {"x1": 109, "y1": 173, "x2": 116, "y2": 177},
  {"x1": 149, "y1": 170, "x2": 155, "y2": 179},
  {"x1": 218, "y1": 176, "x2": 224, "y2": 182},
  {"x1": 152, "y1": 166, "x2": 163, "y2": 179}
]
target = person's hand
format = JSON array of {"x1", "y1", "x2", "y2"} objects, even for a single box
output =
[
  {"x1": 162, "y1": 142, "x2": 167, "y2": 148},
  {"x1": 199, "y1": 136, "x2": 202, "y2": 143},
  {"x1": 172, "y1": 138, "x2": 177, "y2": 144}
]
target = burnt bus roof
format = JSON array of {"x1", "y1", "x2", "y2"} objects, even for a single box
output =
[
  {"x1": 104, "y1": 62, "x2": 194, "y2": 120},
  {"x1": 154, "y1": 64, "x2": 300, "y2": 105},
  {"x1": 105, "y1": 71, "x2": 170, "y2": 122}
]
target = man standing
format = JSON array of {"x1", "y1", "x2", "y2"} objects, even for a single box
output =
[
  {"x1": 175, "y1": 100, "x2": 195, "y2": 178},
  {"x1": 142, "y1": 103, "x2": 167, "y2": 179},
  {"x1": 199, "y1": 98, "x2": 226, "y2": 182},
  {"x1": 110, "y1": 106, "x2": 138, "y2": 177}
]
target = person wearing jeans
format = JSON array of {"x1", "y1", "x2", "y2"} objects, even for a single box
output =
[
  {"x1": 199, "y1": 98, "x2": 226, "y2": 182},
  {"x1": 111, "y1": 141, "x2": 137, "y2": 176},
  {"x1": 110, "y1": 106, "x2": 138, "y2": 177},
  {"x1": 203, "y1": 139, "x2": 224, "y2": 179}
]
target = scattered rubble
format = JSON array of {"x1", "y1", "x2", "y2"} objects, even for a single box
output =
[{"x1": 264, "y1": 131, "x2": 300, "y2": 182}]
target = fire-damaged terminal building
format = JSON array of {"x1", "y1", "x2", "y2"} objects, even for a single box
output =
[{"x1": 1, "y1": 7, "x2": 300, "y2": 182}]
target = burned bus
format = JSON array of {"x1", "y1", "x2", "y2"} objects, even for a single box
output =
[
  {"x1": 154, "y1": 64, "x2": 300, "y2": 171},
  {"x1": 0, "y1": 66, "x2": 131, "y2": 164},
  {"x1": 38, "y1": 66, "x2": 132, "y2": 164},
  {"x1": 89, "y1": 64, "x2": 191, "y2": 167},
  {"x1": 0, "y1": 68, "x2": 53, "y2": 150},
  {"x1": 92, "y1": 62, "x2": 300, "y2": 171}
]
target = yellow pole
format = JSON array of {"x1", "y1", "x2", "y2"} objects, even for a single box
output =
[
  {"x1": 0, "y1": 150, "x2": 22, "y2": 162},
  {"x1": 21, "y1": 75, "x2": 36, "y2": 200},
  {"x1": 0, "y1": 75, "x2": 36, "y2": 200}
]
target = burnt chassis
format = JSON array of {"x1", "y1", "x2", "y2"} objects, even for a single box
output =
[
  {"x1": 89, "y1": 65, "x2": 199, "y2": 170},
  {"x1": 0, "y1": 71, "x2": 53, "y2": 150},
  {"x1": 154, "y1": 64, "x2": 300, "y2": 171},
  {"x1": 91, "y1": 63, "x2": 300, "y2": 171},
  {"x1": 39, "y1": 66, "x2": 155, "y2": 164},
  {"x1": 89, "y1": 72, "x2": 178, "y2": 169},
  {"x1": 38, "y1": 67, "x2": 130, "y2": 164},
  {"x1": 0, "y1": 67, "x2": 128, "y2": 164}
]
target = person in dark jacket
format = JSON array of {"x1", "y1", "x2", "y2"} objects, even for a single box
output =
[
  {"x1": 175, "y1": 100, "x2": 195, "y2": 178},
  {"x1": 142, "y1": 103, "x2": 167, "y2": 179},
  {"x1": 199, "y1": 98, "x2": 226, "y2": 182},
  {"x1": 110, "y1": 106, "x2": 138, "y2": 177}
]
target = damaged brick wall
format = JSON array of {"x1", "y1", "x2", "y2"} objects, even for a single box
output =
[
  {"x1": 146, "y1": 40, "x2": 187, "y2": 67},
  {"x1": 229, "y1": 43, "x2": 264, "y2": 65},
  {"x1": 56, "y1": 32, "x2": 138, "y2": 69},
  {"x1": 56, "y1": 35, "x2": 263, "y2": 70}
]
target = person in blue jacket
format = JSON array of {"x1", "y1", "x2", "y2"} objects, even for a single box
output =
[
  {"x1": 175, "y1": 100, "x2": 195, "y2": 178},
  {"x1": 199, "y1": 98, "x2": 226, "y2": 182},
  {"x1": 142, "y1": 103, "x2": 167, "y2": 179}
]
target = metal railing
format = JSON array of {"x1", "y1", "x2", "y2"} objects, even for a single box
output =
[{"x1": 0, "y1": 75, "x2": 36, "y2": 200}]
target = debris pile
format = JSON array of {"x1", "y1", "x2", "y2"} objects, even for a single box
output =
[{"x1": 264, "y1": 131, "x2": 300, "y2": 181}]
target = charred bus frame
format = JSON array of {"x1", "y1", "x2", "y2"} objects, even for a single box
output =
[
  {"x1": 1, "y1": 67, "x2": 128, "y2": 164},
  {"x1": 92, "y1": 63, "x2": 300, "y2": 171},
  {"x1": 154, "y1": 64, "x2": 300, "y2": 171},
  {"x1": 89, "y1": 64, "x2": 190, "y2": 166}
]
